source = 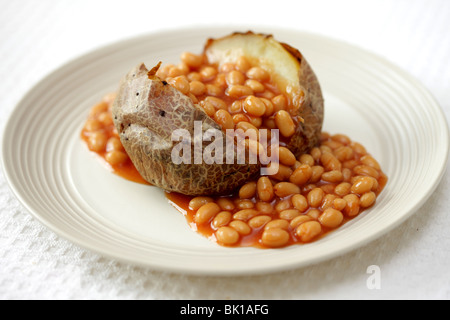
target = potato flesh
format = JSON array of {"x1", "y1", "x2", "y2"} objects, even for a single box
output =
[{"x1": 205, "y1": 33, "x2": 303, "y2": 112}]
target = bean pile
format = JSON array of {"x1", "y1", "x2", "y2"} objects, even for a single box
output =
[{"x1": 168, "y1": 132, "x2": 387, "y2": 248}]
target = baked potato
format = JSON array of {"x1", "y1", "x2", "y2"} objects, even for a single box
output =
[{"x1": 112, "y1": 31, "x2": 324, "y2": 196}]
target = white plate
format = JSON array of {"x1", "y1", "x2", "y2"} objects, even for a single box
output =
[{"x1": 1, "y1": 26, "x2": 448, "y2": 276}]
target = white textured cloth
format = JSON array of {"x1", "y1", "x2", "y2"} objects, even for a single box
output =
[{"x1": 1, "y1": 0, "x2": 449, "y2": 299}]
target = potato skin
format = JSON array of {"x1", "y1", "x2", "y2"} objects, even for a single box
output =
[
  {"x1": 281, "y1": 42, "x2": 324, "y2": 157},
  {"x1": 112, "y1": 63, "x2": 260, "y2": 196}
]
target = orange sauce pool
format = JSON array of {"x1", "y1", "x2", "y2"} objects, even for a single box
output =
[{"x1": 80, "y1": 93, "x2": 149, "y2": 185}]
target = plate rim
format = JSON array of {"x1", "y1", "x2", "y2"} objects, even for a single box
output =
[{"x1": 1, "y1": 25, "x2": 449, "y2": 276}]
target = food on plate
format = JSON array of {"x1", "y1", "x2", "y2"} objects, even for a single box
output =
[
  {"x1": 81, "y1": 31, "x2": 387, "y2": 248},
  {"x1": 111, "y1": 31, "x2": 324, "y2": 195}
]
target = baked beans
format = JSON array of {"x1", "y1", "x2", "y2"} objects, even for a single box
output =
[{"x1": 166, "y1": 131, "x2": 387, "y2": 248}]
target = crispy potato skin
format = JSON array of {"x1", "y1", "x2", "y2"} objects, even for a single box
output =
[
  {"x1": 281, "y1": 42, "x2": 324, "y2": 157},
  {"x1": 112, "y1": 63, "x2": 260, "y2": 196}
]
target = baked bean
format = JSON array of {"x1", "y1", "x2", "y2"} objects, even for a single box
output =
[
  {"x1": 299, "y1": 154, "x2": 315, "y2": 167},
  {"x1": 226, "y1": 70, "x2": 245, "y2": 85},
  {"x1": 274, "y1": 182, "x2": 301, "y2": 198},
  {"x1": 243, "y1": 95, "x2": 266, "y2": 117},
  {"x1": 189, "y1": 80, "x2": 206, "y2": 96},
  {"x1": 236, "y1": 120, "x2": 258, "y2": 134},
  {"x1": 105, "y1": 150, "x2": 128, "y2": 166},
  {"x1": 200, "y1": 101, "x2": 215, "y2": 117},
  {"x1": 256, "y1": 177, "x2": 274, "y2": 202},
  {"x1": 195, "y1": 202, "x2": 221, "y2": 224},
  {"x1": 248, "y1": 215, "x2": 272, "y2": 229},
  {"x1": 333, "y1": 198, "x2": 347, "y2": 211},
  {"x1": 204, "y1": 96, "x2": 227, "y2": 110},
  {"x1": 215, "y1": 226, "x2": 239, "y2": 245},
  {"x1": 262, "y1": 228, "x2": 289, "y2": 247},
  {"x1": 307, "y1": 188, "x2": 324, "y2": 207},
  {"x1": 280, "y1": 209, "x2": 301, "y2": 220},
  {"x1": 272, "y1": 95, "x2": 287, "y2": 112},
  {"x1": 275, "y1": 199, "x2": 291, "y2": 213},
  {"x1": 353, "y1": 165, "x2": 380, "y2": 179},
  {"x1": 229, "y1": 220, "x2": 251, "y2": 235},
  {"x1": 189, "y1": 196, "x2": 214, "y2": 210},
  {"x1": 200, "y1": 66, "x2": 217, "y2": 80},
  {"x1": 219, "y1": 63, "x2": 235, "y2": 73},
  {"x1": 334, "y1": 146, "x2": 354, "y2": 162},
  {"x1": 245, "y1": 79, "x2": 265, "y2": 93},
  {"x1": 277, "y1": 147, "x2": 296, "y2": 166},
  {"x1": 256, "y1": 201, "x2": 274, "y2": 214},
  {"x1": 265, "y1": 219, "x2": 290, "y2": 230},
  {"x1": 246, "y1": 67, "x2": 269, "y2": 81},
  {"x1": 168, "y1": 76, "x2": 190, "y2": 95},
  {"x1": 307, "y1": 209, "x2": 321, "y2": 220},
  {"x1": 232, "y1": 113, "x2": 248, "y2": 124},
  {"x1": 322, "y1": 140, "x2": 343, "y2": 150},
  {"x1": 360, "y1": 191, "x2": 376, "y2": 208},
  {"x1": 342, "y1": 168, "x2": 353, "y2": 182},
  {"x1": 351, "y1": 176, "x2": 374, "y2": 195},
  {"x1": 321, "y1": 194, "x2": 337, "y2": 210},
  {"x1": 89, "y1": 102, "x2": 108, "y2": 116},
  {"x1": 180, "y1": 51, "x2": 203, "y2": 68},
  {"x1": 320, "y1": 152, "x2": 342, "y2": 171},
  {"x1": 331, "y1": 134, "x2": 351, "y2": 145},
  {"x1": 310, "y1": 147, "x2": 321, "y2": 161},
  {"x1": 247, "y1": 115, "x2": 262, "y2": 128},
  {"x1": 351, "y1": 142, "x2": 367, "y2": 155},
  {"x1": 335, "y1": 182, "x2": 352, "y2": 197},
  {"x1": 290, "y1": 164, "x2": 313, "y2": 186},
  {"x1": 292, "y1": 194, "x2": 308, "y2": 212},
  {"x1": 168, "y1": 66, "x2": 185, "y2": 77},
  {"x1": 233, "y1": 209, "x2": 259, "y2": 221},
  {"x1": 88, "y1": 131, "x2": 107, "y2": 152},
  {"x1": 274, "y1": 110, "x2": 295, "y2": 138},
  {"x1": 229, "y1": 100, "x2": 243, "y2": 114},
  {"x1": 260, "y1": 98, "x2": 274, "y2": 117},
  {"x1": 227, "y1": 85, "x2": 253, "y2": 98},
  {"x1": 321, "y1": 170, "x2": 343, "y2": 183},
  {"x1": 214, "y1": 109, "x2": 234, "y2": 130},
  {"x1": 106, "y1": 137, "x2": 124, "y2": 152},
  {"x1": 310, "y1": 166, "x2": 324, "y2": 183},
  {"x1": 234, "y1": 199, "x2": 254, "y2": 209},
  {"x1": 239, "y1": 181, "x2": 257, "y2": 199},
  {"x1": 268, "y1": 163, "x2": 292, "y2": 181},
  {"x1": 98, "y1": 112, "x2": 113, "y2": 126},
  {"x1": 206, "y1": 84, "x2": 223, "y2": 97},
  {"x1": 236, "y1": 56, "x2": 251, "y2": 72},
  {"x1": 84, "y1": 119, "x2": 101, "y2": 132},
  {"x1": 187, "y1": 71, "x2": 202, "y2": 81},
  {"x1": 296, "y1": 221, "x2": 322, "y2": 242},
  {"x1": 212, "y1": 211, "x2": 232, "y2": 228},
  {"x1": 319, "y1": 208, "x2": 344, "y2": 228},
  {"x1": 290, "y1": 215, "x2": 312, "y2": 229},
  {"x1": 343, "y1": 194, "x2": 360, "y2": 217},
  {"x1": 216, "y1": 198, "x2": 235, "y2": 211},
  {"x1": 360, "y1": 155, "x2": 381, "y2": 170}
]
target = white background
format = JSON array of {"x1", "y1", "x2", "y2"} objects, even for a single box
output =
[{"x1": 1, "y1": 0, "x2": 449, "y2": 299}]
